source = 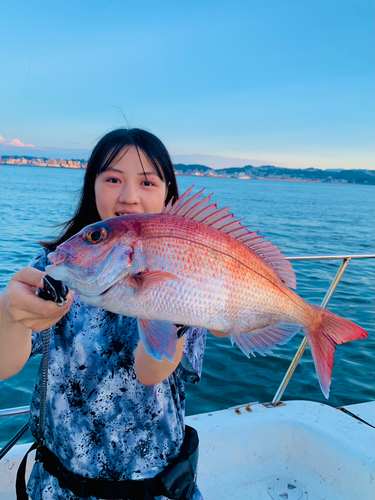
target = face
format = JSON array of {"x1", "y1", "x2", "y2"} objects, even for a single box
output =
[{"x1": 94, "y1": 146, "x2": 168, "y2": 220}]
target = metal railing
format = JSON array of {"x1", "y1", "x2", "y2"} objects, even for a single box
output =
[
  {"x1": 0, "y1": 253, "x2": 374, "y2": 456},
  {"x1": 0, "y1": 406, "x2": 30, "y2": 418},
  {"x1": 272, "y1": 253, "x2": 375, "y2": 404}
]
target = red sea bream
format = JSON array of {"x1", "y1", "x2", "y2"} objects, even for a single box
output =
[{"x1": 47, "y1": 187, "x2": 368, "y2": 398}]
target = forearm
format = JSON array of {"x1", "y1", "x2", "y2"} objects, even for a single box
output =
[
  {"x1": 134, "y1": 336, "x2": 185, "y2": 385},
  {"x1": 0, "y1": 293, "x2": 32, "y2": 379},
  {"x1": 209, "y1": 329, "x2": 228, "y2": 338}
]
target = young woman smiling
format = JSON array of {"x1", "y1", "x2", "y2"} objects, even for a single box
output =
[{"x1": 0, "y1": 128, "x2": 206, "y2": 500}]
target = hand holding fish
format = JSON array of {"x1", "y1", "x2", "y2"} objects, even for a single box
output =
[
  {"x1": 0, "y1": 267, "x2": 74, "y2": 379},
  {"x1": 2, "y1": 267, "x2": 74, "y2": 332},
  {"x1": 47, "y1": 186, "x2": 368, "y2": 398}
]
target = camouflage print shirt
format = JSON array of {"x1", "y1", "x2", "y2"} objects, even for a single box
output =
[{"x1": 26, "y1": 248, "x2": 206, "y2": 500}]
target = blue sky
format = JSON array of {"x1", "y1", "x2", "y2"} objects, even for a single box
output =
[{"x1": 0, "y1": 0, "x2": 373, "y2": 169}]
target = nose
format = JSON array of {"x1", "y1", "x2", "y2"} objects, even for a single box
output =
[{"x1": 118, "y1": 183, "x2": 140, "y2": 205}]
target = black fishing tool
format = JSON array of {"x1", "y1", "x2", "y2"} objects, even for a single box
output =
[{"x1": 37, "y1": 275, "x2": 69, "y2": 306}]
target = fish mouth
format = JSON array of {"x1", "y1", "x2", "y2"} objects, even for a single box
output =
[
  {"x1": 46, "y1": 264, "x2": 128, "y2": 301},
  {"x1": 79, "y1": 271, "x2": 129, "y2": 299},
  {"x1": 71, "y1": 276, "x2": 126, "y2": 302}
]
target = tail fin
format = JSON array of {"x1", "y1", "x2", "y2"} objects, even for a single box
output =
[{"x1": 303, "y1": 306, "x2": 368, "y2": 399}]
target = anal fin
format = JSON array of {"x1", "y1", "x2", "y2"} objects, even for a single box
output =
[{"x1": 229, "y1": 323, "x2": 301, "y2": 358}]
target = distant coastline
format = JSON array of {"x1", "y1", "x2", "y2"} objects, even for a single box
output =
[
  {"x1": 1, "y1": 155, "x2": 374, "y2": 185},
  {"x1": 173, "y1": 164, "x2": 375, "y2": 185},
  {"x1": 0, "y1": 155, "x2": 86, "y2": 169}
]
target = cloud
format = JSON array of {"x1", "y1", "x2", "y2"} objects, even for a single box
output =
[
  {"x1": 0, "y1": 134, "x2": 36, "y2": 149},
  {"x1": 8, "y1": 138, "x2": 35, "y2": 148}
]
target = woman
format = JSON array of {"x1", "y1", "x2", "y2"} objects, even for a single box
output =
[{"x1": 0, "y1": 128, "x2": 206, "y2": 500}]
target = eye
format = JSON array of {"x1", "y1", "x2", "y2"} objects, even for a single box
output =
[{"x1": 85, "y1": 227, "x2": 107, "y2": 244}]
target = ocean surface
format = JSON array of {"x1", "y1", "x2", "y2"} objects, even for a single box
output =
[{"x1": 0, "y1": 164, "x2": 374, "y2": 447}]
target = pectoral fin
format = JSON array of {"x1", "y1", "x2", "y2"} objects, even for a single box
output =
[
  {"x1": 137, "y1": 318, "x2": 178, "y2": 362},
  {"x1": 132, "y1": 270, "x2": 180, "y2": 290}
]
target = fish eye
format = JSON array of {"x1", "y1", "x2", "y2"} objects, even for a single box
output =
[{"x1": 85, "y1": 227, "x2": 107, "y2": 244}]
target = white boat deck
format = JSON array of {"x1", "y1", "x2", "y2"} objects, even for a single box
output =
[
  {"x1": 1, "y1": 400, "x2": 374, "y2": 500},
  {"x1": 188, "y1": 400, "x2": 375, "y2": 500}
]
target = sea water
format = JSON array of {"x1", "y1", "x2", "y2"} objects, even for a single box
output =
[{"x1": 0, "y1": 165, "x2": 374, "y2": 447}]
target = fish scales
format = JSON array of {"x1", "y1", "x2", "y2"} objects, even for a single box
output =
[
  {"x1": 134, "y1": 216, "x2": 308, "y2": 332},
  {"x1": 47, "y1": 187, "x2": 368, "y2": 398}
]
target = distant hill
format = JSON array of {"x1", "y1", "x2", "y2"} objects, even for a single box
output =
[
  {"x1": 173, "y1": 163, "x2": 375, "y2": 185},
  {"x1": 174, "y1": 163, "x2": 213, "y2": 173}
]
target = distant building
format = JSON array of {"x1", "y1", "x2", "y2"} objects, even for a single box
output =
[
  {"x1": 30, "y1": 158, "x2": 46, "y2": 166},
  {"x1": 67, "y1": 160, "x2": 81, "y2": 169},
  {"x1": 60, "y1": 160, "x2": 68, "y2": 167},
  {"x1": 47, "y1": 159, "x2": 59, "y2": 167}
]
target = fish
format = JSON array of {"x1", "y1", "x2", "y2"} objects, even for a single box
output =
[{"x1": 47, "y1": 186, "x2": 368, "y2": 398}]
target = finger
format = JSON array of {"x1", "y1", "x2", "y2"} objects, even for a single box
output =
[
  {"x1": 12, "y1": 267, "x2": 47, "y2": 290},
  {"x1": 7, "y1": 280, "x2": 74, "y2": 325},
  {"x1": 16, "y1": 291, "x2": 74, "y2": 331},
  {"x1": 27, "y1": 288, "x2": 74, "y2": 317}
]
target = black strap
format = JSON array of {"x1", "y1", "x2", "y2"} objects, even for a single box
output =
[
  {"x1": 36, "y1": 444, "x2": 159, "y2": 499},
  {"x1": 16, "y1": 426, "x2": 198, "y2": 500},
  {"x1": 16, "y1": 442, "x2": 38, "y2": 500}
]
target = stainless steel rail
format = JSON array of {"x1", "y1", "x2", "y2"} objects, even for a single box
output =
[
  {"x1": 287, "y1": 254, "x2": 375, "y2": 261},
  {"x1": 0, "y1": 406, "x2": 30, "y2": 418},
  {"x1": 272, "y1": 253, "x2": 375, "y2": 405},
  {"x1": 0, "y1": 407, "x2": 31, "y2": 460}
]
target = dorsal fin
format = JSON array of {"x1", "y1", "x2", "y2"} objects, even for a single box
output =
[{"x1": 163, "y1": 186, "x2": 296, "y2": 289}]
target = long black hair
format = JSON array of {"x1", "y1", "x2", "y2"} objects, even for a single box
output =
[{"x1": 41, "y1": 128, "x2": 179, "y2": 250}]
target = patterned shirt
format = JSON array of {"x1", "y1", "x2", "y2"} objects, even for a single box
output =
[{"x1": 26, "y1": 248, "x2": 206, "y2": 500}]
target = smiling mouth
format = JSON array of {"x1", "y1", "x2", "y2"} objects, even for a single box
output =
[{"x1": 115, "y1": 211, "x2": 141, "y2": 216}]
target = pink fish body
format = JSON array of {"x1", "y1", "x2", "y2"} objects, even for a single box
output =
[{"x1": 47, "y1": 187, "x2": 368, "y2": 397}]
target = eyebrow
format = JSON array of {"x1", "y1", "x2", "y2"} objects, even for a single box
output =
[
  {"x1": 104, "y1": 167, "x2": 158, "y2": 176},
  {"x1": 138, "y1": 171, "x2": 159, "y2": 177}
]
